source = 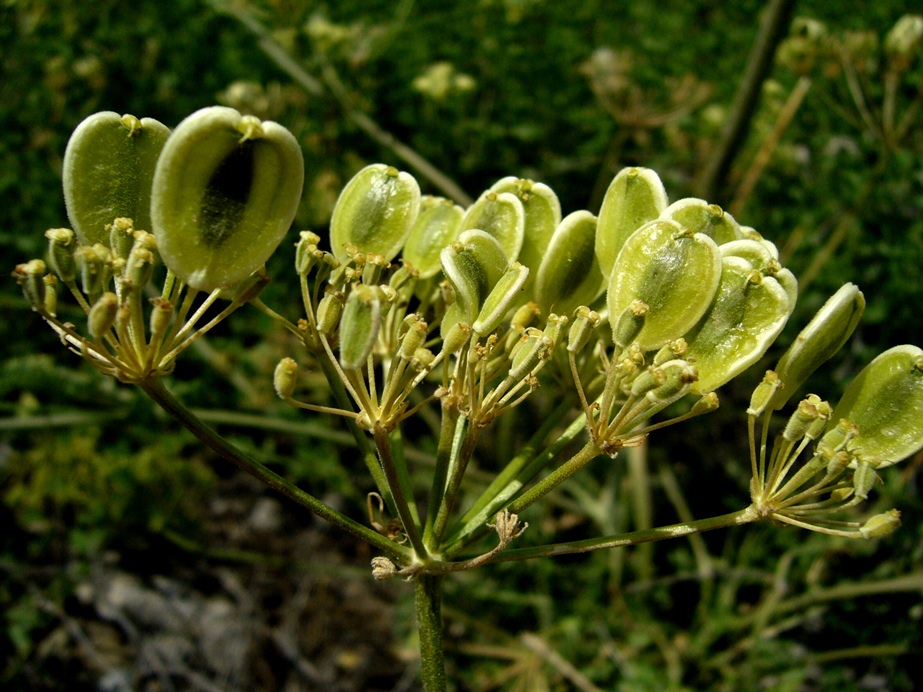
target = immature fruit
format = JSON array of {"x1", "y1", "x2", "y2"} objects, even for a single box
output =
[
  {"x1": 63, "y1": 112, "x2": 170, "y2": 246},
  {"x1": 151, "y1": 106, "x2": 304, "y2": 291}
]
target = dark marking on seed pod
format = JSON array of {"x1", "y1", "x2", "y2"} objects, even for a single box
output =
[{"x1": 199, "y1": 143, "x2": 255, "y2": 247}]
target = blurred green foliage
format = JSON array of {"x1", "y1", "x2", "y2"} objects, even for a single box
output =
[{"x1": 2, "y1": 0, "x2": 922, "y2": 689}]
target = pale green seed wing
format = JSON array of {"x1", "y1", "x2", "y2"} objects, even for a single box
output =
[
  {"x1": 662, "y1": 198, "x2": 743, "y2": 245},
  {"x1": 685, "y1": 257, "x2": 791, "y2": 394},
  {"x1": 460, "y1": 190, "x2": 525, "y2": 262},
  {"x1": 830, "y1": 345, "x2": 923, "y2": 468},
  {"x1": 607, "y1": 219, "x2": 721, "y2": 352},
  {"x1": 440, "y1": 229, "x2": 509, "y2": 336},
  {"x1": 402, "y1": 197, "x2": 465, "y2": 278},
  {"x1": 535, "y1": 210, "x2": 604, "y2": 317},
  {"x1": 330, "y1": 163, "x2": 421, "y2": 262},
  {"x1": 151, "y1": 106, "x2": 304, "y2": 290},
  {"x1": 64, "y1": 112, "x2": 170, "y2": 245},
  {"x1": 596, "y1": 167, "x2": 668, "y2": 280}
]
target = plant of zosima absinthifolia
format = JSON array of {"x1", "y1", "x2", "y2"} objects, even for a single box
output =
[{"x1": 14, "y1": 106, "x2": 923, "y2": 689}]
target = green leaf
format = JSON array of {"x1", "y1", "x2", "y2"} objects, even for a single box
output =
[
  {"x1": 829, "y1": 345, "x2": 923, "y2": 468},
  {"x1": 63, "y1": 112, "x2": 170, "y2": 246},
  {"x1": 151, "y1": 106, "x2": 304, "y2": 290},
  {"x1": 685, "y1": 258, "x2": 792, "y2": 394},
  {"x1": 330, "y1": 163, "x2": 421, "y2": 262},
  {"x1": 535, "y1": 210, "x2": 604, "y2": 317},
  {"x1": 607, "y1": 219, "x2": 721, "y2": 351},
  {"x1": 402, "y1": 196, "x2": 464, "y2": 278},
  {"x1": 596, "y1": 167, "x2": 668, "y2": 280}
]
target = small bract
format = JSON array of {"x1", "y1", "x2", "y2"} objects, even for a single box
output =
[
  {"x1": 151, "y1": 106, "x2": 304, "y2": 291},
  {"x1": 64, "y1": 112, "x2": 170, "y2": 246}
]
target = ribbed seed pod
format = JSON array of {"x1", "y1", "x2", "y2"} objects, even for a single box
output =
[
  {"x1": 683, "y1": 258, "x2": 792, "y2": 394},
  {"x1": 402, "y1": 197, "x2": 464, "y2": 278},
  {"x1": 460, "y1": 191, "x2": 525, "y2": 262},
  {"x1": 769, "y1": 283, "x2": 865, "y2": 411},
  {"x1": 151, "y1": 106, "x2": 304, "y2": 290}
]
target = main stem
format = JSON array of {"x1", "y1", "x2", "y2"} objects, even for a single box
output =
[{"x1": 415, "y1": 575, "x2": 447, "y2": 691}]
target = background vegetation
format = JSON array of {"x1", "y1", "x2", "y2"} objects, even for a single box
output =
[{"x1": 2, "y1": 0, "x2": 921, "y2": 689}]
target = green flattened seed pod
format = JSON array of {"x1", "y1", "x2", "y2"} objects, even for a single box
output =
[
  {"x1": 440, "y1": 229, "x2": 509, "y2": 336},
  {"x1": 768, "y1": 283, "x2": 865, "y2": 411},
  {"x1": 607, "y1": 219, "x2": 721, "y2": 352},
  {"x1": 402, "y1": 196, "x2": 464, "y2": 278},
  {"x1": 64, "y1": 112, "x2": 170, "y2": 246},
  {"x1": 596, "y1": 167, "x2": 668, "y2": 280},
  {"x1": 829, "y1": 345, "x2": 923, "y2": 468},
  {"x1": 151, "y1": 106, "x2": 304, "y2": 291},
  {"x1": 473, "y1": 263, "x2": 529, "y2": 337},
  {"x1": 330, "y1": 163, "x2": 420, "y2": 263},
  {"x1": 661, "y1": 198, "x2": 743, "y2": 246},
  {"x1": 460, "y1": 190, "x2": 525, "y2": 262},
  {"x1": 339, "y1": 285, "x2": 382, "y2": 370},
  {"x1": 684, "y1": 258, "x2": 792, "y2": 394},
  {"x1": 535, "y1": 211, "x2": 604, "y2": 318},
  {"x1": 489, "y1": 177, "x2": 561, "y2": 292}
]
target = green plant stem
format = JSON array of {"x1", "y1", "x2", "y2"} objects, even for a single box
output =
[
  {"x1": 444, "y1": 408, "x2": 587, "y2": 557},
  {"x1": 138, "y1": 377, "x2": 411, "y2": 562},
  {"x1": 507, "y1": 440, "x2": 602, "y2": 515},
  {"x1": 415, "y1": 575, "x2": 447, "y2": 691},
  {"x1": 373, "y1": 424, "x2": 428, "y2": 560},
  {"x1": 696, "y1": 0, "x2": 799, "y2": 203},
  {"x1": 460, "y1": 398, "x2": 573, "y2": 526},
  {"x1": 316, "y1": 354, "x2": 396, "y2": 516},
  {"x1": 490, "y1": 506, "x2": 760, "y2": 563},
  {"x1": 429, "y1": 421, "x2": 482, "y2": 545},
  {"x1": 423, "y1": 405, "x2": 461, "y2": 547}
]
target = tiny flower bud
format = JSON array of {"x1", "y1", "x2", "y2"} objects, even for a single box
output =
[
  {"x1": 295, "y1": 231, "x2": 320, "y2": 276},
  {"x1": 339, "y1": 284, "x2": 381, "y2": 370},
  {"x1": 859, "y1": 509, "x2": 901, "y2": 539},
  {"x1": 108, "y1": 217, "x2": 136, "y2": 259},
  {"x1": 567, "y1": 306, "x2": 601, "y2": 354},
  {"x1": 411, "y1": 347, "x2": 436, "y2": 371},
  {"x1": 149, "y1": 298, "x2": 174, "y2": 338},
  {"x1": 45, "y1": 228, "x2": 78, "y2": 282},
  {"x1": 399, "y1": 320, "x2": 428, "y2": 361},
  {"x1": 13, "y1": 260, "x2": 47, "y2": 311},
  {"x1": 441, "y1": 322, "x2": 471, "y2": 355},
  {"x1": 43, "y1": 274, "x2": 58, "y2": 316},
  {"x1": 614, "y1": 300, "x2": 648, "y2": 348},
  {"x1": 511, "y1": 302, "x2": 540, "y2": 331},
  {"x1": 646, "y1": 359, "x2": 697, "y2": 406},
  {"x1": 748, "y1": 370, "x2": 781, "y2": 416},
  {"x1": 316, "y1": 291, "x2": 344, "y2": 335},
  {"x1": 88, "y1": 292, "x2": 119, "y2": 338},
  {"x1": 274, "y1": 357, "x2": 298, "y2": 399},
  {"x1": 782, "y1": 397, "x2": 821, "y2": 442},
  {"x1": 689, "y1": 392, "x2": 720, "y2": 416},
  {"x1": 77, "y1": 244, "x2": 111, "y2": 297},
  {"x1": 852, "y1": 460, "x2": 878, "y2": 500}
]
